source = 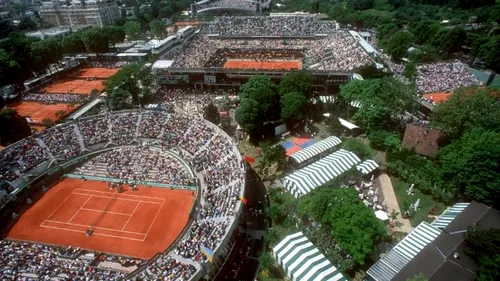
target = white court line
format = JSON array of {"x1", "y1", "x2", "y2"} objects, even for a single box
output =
[
  {"x1": 75, "y1": 188, "x2": 166, "y2": 202},
  {"x1": 44, "y1": 220, "x2": 146, "y2": 235},
  {"x1": 79, "y1": 208, "x2": 132, "y2": 216},
  {"x1": 46, "y1": 192, "x2": 87, "y2": 220},
  {"x1": 67, "y1": 195, "x2": 92, "y2": 224},
  {"x1": 40, "y1": 224, "x2": 145, "y2": 242},
  {"x1": 121, "y1": 202, "x2": 141, "y2": 231},
  {"x1": 72, "y1": 192, "x2": 161, "y2": 205},
  {"x1": 142, "y1": 201, "x2": 164, "y2": 241}
]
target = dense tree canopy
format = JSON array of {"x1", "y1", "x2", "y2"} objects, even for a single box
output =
[
  {"x1": 299, "y1": 188, "x2": 386, "y2": 265},
  {"x1": 340, "y1": 77, "x2": 417, "y2": 133},
  {"x1": 438, "y1": 129, "x2": 500, "y2": 207},
  {"x1": 149, "y1": 20, "x2": 165, "y2": 39},
  {"x1": 280, "y1": 92, "x2": 308, "y2": 123},
  {"x1": 430, "y1": 86, "x2": 500, "y2": 140},
  {"x1": 105, "y1": 63, "x2": 157, "y2": 110},
  {"x1": 0, "y1": 109, "x2": 31, "y2": 146},
  {"x1": 465, "y1": 229, "x2": 500, "y2": 281},
  {"x1": 236, "y1": 75, "x2": 279, "y2": 134},
  {"x1": 81, "y1": 28, "x2": 109, "y2": 54},
  {"x1": 203, "y1": 103, "x2": 220, "y2": 125},
  {"x1": 384, "y1": 31, "x2": 415, "y2": 61},
  {"x1": 124, "y1": 21, "x2": 142, "y2": 41},
  {"x1": 278, "y1": 70, "x2": 313, "y2": 97}
]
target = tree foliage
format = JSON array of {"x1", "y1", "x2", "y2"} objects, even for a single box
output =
[
  {"x1": 406, "y1": 273, "x2": 428, "y2": 281},
  {"x1": 465, "y1": 229, "x2": 500, "y2": 281},
  {"x1": 280, "y1": 92, "x2": 308, "y2": 123},
  {"x1": 384, "y1": 31, "x2": 414, "y2": 61},
  {"x1": 430, "y1": 86, "x2": 500, "y2": 141},
  {"x1": 124, "y1": 21, "x2": 142, "y2": 41},
  {"x1": 61, "y1": 33, "x2": 86, "y2": 57},
  {"x1": 278, "y1": 70, "x2": 313, "y2": 97},
  {"x1": 81, "y1": 28, "x2": 109, "y2": 54},
  {"x1": 340, "y1": 77, "x2": 417, "y2": 133},
  {"x1": 0, "y1": 109, "x2": 31, "y2": 146},
  {"x1": 299, "y1": 188, "x2": 386, "y2": 265},
  {"x1": 342, "y1": 138, "x2": 372, "y2": 160},
  {"x1": 203, "y1": 103, "x2": 220, "y2": 125},
  {"x1": 103, "y1": 26, "x2": 125, "y2": 45},
  {"x1": 149, "y1": 20, "x2": 165, "y2": 39},
  {"x1": 438, "y1": 129, "x2": 500, "y2": 207}
]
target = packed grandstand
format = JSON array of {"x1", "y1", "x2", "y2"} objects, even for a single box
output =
[
  {"x1": 167, "y1": 16, "x2": 372, "y2": 72},
  {"x1": 0, "y1": 110, "x2": 245, "y2": 280}
]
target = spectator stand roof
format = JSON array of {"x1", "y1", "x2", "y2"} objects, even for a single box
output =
[
  {"x1": 366, "y1": 222, "x2": 442, "y2": 281},
  {"x1": 289, "y1": 136, "x2": 342, "y2": 165},
  {"x1": 152, "y1": 60, "x2": 174, "y2": 70},
  {"x1": 356, "y1": 159, "x2": 379, "y2": 175},
  {"x1": 431, "y1": 202, "x2": 470, "y2": 230},
  {"x1": 283, "y1": 149, "x2": 361, "y2": 198},
  {"x1": 273, "y1": 232, "x2": 347, "y2": 281}
]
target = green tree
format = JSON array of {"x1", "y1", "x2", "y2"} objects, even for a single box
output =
[
  {"x1": 348, "y1": 0, "x2": 375, "y2": 10},
  {"x1": 325, "y1": 115, "x2": 344, "y2": 136},
  {"x1": 478, "y1": 36, "x2": 500, "y2": 73},
  {"x1": 438, "y1": 129, "x2": 500, "y2": 207},
  {"x1": 411, "y1": 20, "x2": 441, "y2": 45},
  {"x1": 103, "y1": 26, "x2": 125, "y2": 45},
  {"x1": 124, "y1": 21, "x2": 142, "y2": 41},
  {"x1": 280, "y1": 92, "x2": 308, "y2": 123},
  {"x1": 259, "y1": 140, "x2": 287, "y2": 170},
  {"x1": 61, "y1": 33, "x2": 85, "y2": 58},
  {"x1": 408, "y1": 45, "x2": 439, "y2": 63},
  {"x1": 430, "y1": 86, "x2": 500, "y2": 140},
  {"x1": 431, "y1": 27, "x2": 466, "y2": 57},
  {"x1": 18, "y1": 17, "x2": 37, "y2": 31},
  {"x1": 149, "y1": 20, "x2": 165, "y2": 39},
  {"x1": 278, "y1": 70, "x2": 313, "y2": 97},
  {"x1": 203, "y1": 103, "x2": 220, "y2": 125},
  {"x1": 299, "y1": 188, "x2": 386, "y2": 265},
  {"x1": 465, "y1": 229, "x2": 500, "y2": 281},
  {"x1": 0, "y1": 33, "x2": 39, "y2": 84},
  {"x1": 377, "y1": 23, "x2": 400, "y2": 42},
  {"x1": 340, "y1": 77, "x2": 417, "y2": 132},
  {"x1": 342, "y1": 138, "x2": 371, "y2": 160},
  {"x1": 258, "y1": 252, "x2": 275, "y2": 274},
  {"x1": 81, "y1": 28, "x2": 110, "y2": 54},
  {"x1": 235, "y1": 98, "x2": 261, "y2": 133},
  {"x1": 0, "y1": 109, "x2": 31, "y2": 146},
  {"x1": 30, "y1": 40, "x2": 52, "y2": 74},
  {"x1": 384, "y1": 31, "x2": 414, "y2": 61},
  {"x1": 0, "y1": 49, "x2": 21, "y2": 87},
  {"x1": 41, "y1": 118, "x2": 54, "y2": 127},
  {"x1": 107, "y1": 88, "x2": 133, "y2": 110}
]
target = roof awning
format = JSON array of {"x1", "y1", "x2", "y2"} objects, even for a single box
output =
[
  {"x1": 289, "y1": 136, "x2": 342, "y2": 164},
  {"x1": 356, "y1": 159, "x2": 379, "y2": 174},
  {"x1": 273, "y1": 232, "x2": 347, "y2": 281}
]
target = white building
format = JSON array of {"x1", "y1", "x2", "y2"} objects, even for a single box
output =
[{"x1": 38, "y1": 0, "x2": 120, "y2": 28}]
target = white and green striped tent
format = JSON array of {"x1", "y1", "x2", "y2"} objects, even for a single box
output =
[
  {"x1": 366, "y1": 222, "x2": 442, "y2": 281},
  {"x1": 431, "y1": 202, "x2": 469, "y2": 229},
  {"x1": 273, "y1": 232, "x2": 347, "y2": 281},
  {"x1": 317, "y1": 96, "x2": 362, "y2": 108},
  {"x1": 283, "y1": 149, "x2": 361, "y2": 198},
  {"x1": 356, "y1": 159, "x2": 379, "y2": 175},
  {"x1": 290, "y1": 136, "x2": 342, "y2": 165}
]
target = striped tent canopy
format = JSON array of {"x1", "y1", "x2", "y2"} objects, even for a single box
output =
[
  {"x1": 356, "y1": 159, "x2": 379, "y2": 175},
  {"x1": 317, "y1": 96, "x2": 362, "y2": 108},
  {"x1": 284, "y1": 149, "x2": 361, "y2": 198},
  {"x1": 290, "y1": 136, "x2": 342, "y2": 165},
  {"x1": 432, "y1": 202, "x2": 470, "y2": 229},
  {"x1": 273, "y1": 232, "x2": 347, "y2": 281},
  {"x1": 367, "y1": 222, "x2": 441, "y2": 281}
]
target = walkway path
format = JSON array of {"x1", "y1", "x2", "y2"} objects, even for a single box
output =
[{"x1": 377, "y1": 173, "x2": 413, "y2": 233}]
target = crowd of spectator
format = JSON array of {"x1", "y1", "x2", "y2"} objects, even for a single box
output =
[
  {"x1": 172, "y1": 31, "x2": 372, "y2": 71},
  {"x1": 87, "y1": 61, "x2": 129, "y2": 69},
  {"x1": 0, "y1": 240, "x2": 143, "y2": 280},
  {"x1": 0, "y1": 110, "x2": 244, "y2": 280},
  {"x1": 416, "y1": 61, "x2": 482, "y2": 93},
  {"x1": 22, "y1": 92, "x2": 90, "y2": 104},
  {"x1": 207, "y1": 16, "x2": 337, "y2": 36},
  {"x1": 77, "y1": 147, "x2": 194, "y2": 185},
  {"x1": 197, "y1": 0, "x2": 257, "y2": 12}
]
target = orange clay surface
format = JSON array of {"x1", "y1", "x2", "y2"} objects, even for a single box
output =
[
  {"x1": 7, "y1": 178, "x2": 194, "y2": 259},
  {"x1": 423, "y1": 92, "x2": 452, "y2": 104},
  {"x1": 42, "y1": 79, "x2": 104, "y2": 94},
  {"x1": 223, "y1": 59, "x2": 302, "y2": 70},
  {"x1": 10, "y1": 101, "x2": 79, "y2": 123},
  {"x1": 75, "y1": 68, "x2": 121, "y2": 79}
]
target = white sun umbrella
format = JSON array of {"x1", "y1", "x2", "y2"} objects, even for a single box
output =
[
  {"x1": 407, "y1": 183, "x2": 414, "y2": 194},
  {"x1": 375, "y1": 210, "x2": 389, "y2": 221},
  {"x1": 414, "y1": 198, "x2": 420, "y2": 210}
]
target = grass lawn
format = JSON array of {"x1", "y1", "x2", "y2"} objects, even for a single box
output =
[{"x1": 391, "y1": 177, "x2": 446, "y2": 227}]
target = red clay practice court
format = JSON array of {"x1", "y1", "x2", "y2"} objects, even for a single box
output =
[
  {"x1": 7, "y1": 178, "x2": 194, "y2": 259},
  {"x1": 223, "y1": 59, "x2": 302, "y2": 70},
  {"x1": 75, "y1": 68, "x2": 121, "y2": 79},
  {"x1": 10, "y1": 101, "x2": 80, "y2": 123}
]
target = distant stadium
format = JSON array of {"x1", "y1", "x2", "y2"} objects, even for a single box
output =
[{"x1": 155, "y1": 16, "x2": 374, "y2": 90}]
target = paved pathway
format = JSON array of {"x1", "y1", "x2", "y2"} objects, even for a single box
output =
[{"x1": 377, "y1": 173, "x2": 413, "y2": 233}]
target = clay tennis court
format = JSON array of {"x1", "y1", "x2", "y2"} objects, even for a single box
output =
[
  {"x1": 423, "y1": 92, "x2": 452, "y2": 104},
  {"x1": 7, "y1": 178, "x2": 194, "y2": 259},
  {"x1": 75, "y1": 68, "x2": 121, "y2": 79},
  {"x1": 10, "y1": 101, "x2": 79, "y2": 123},
  {"x1": 223, "y1": 59, "x2": 302, "y2": 70},
  {"x1": 42, "y1": 79, "x2": 104, "y2": 94}
]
